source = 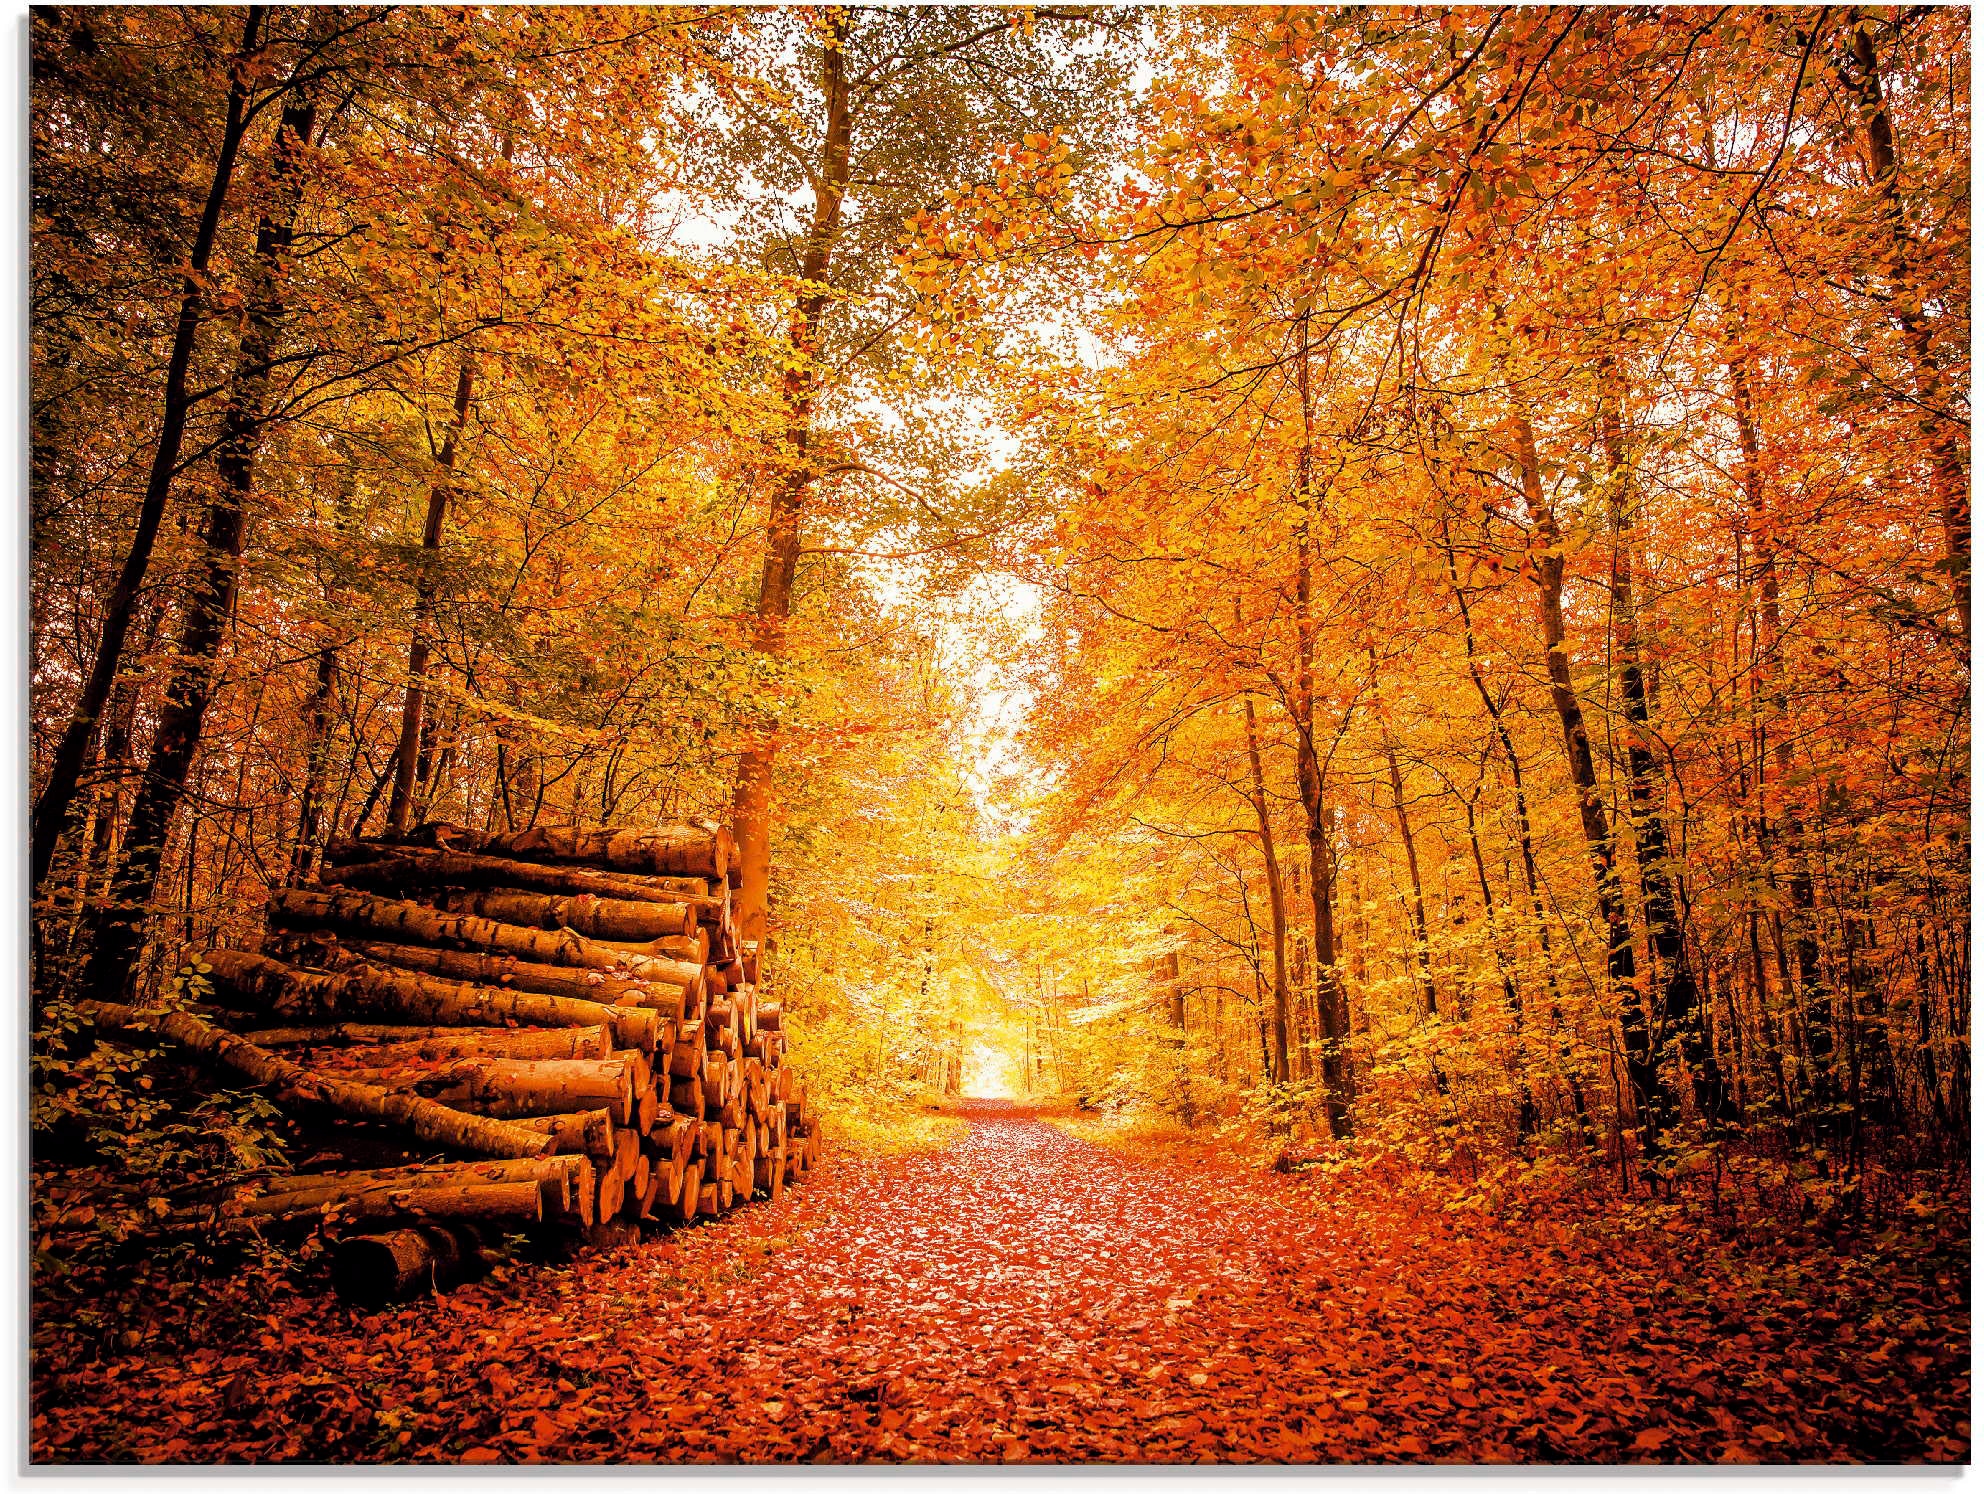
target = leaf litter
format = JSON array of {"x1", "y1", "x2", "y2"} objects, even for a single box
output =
[{"x1": 31, "y1": 1101, "x2": 1967, "y2": 1463}]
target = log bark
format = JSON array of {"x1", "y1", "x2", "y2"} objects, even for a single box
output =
[
  {"x1": 202, "y1": 947, "x2": 658, "y2": 1052},
  {"x1": 80, "y1": 1001, "x2": 554, "y2": 1158},
  {"x1": 753, "y1": 1147, "x2": 784, "y2": 1194},
  {"x1": 454, "y1": 822, "x2": 733, "y2": 881},
  {"x1": 701, "y1": 1052, "x2": 729, "y2": 1115},
  {"x1": 225, "y1": 1179, "x2": 544, "y2": 1229},
  {"x1": 405, "y1": 1056, "x2": 639, "y2": 1126},
  {"x1": 661, "y1": 1117, "x2": 695, "y2": 1166},
  {"x1": 512, "y1": 1109, "x2": 614, "y2": 1159},
  {"x1": 245, "y1": 1157, "x2": 590, "y2": 1223},
  {"x1": 331, "y1": 1222, "x2": 481, "y2": 1307},
  {"x1": 271, "y1": 887, "x2": 668, "y2": 975},
  {"x1": 325, "y1": 846, "x2": 726, "y2": 918},
  {"x1": 610, "y1": 1127, "x2": 639, "y2": 1184},
  {"x1": 623, "y1": 929, "x2": 708, "y2": 963},
  {"x1": 430, "y1": 888, "x2": 694, "y2": 941},
  {"x1": 339, "y1": 939, "x2": 697, "y2": 1016},
  {"x1": 239, "y1": 1024, "x2": 610, "y2": 1061}
]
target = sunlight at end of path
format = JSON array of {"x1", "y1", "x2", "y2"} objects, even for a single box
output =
[{"x1": 959, "y1": 1040, "x2": 1022, "y2": 1099}]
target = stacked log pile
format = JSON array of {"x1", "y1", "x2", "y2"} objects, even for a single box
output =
[{"x1": 90, "y1": 820, "x2": 820, "y2": 1304}]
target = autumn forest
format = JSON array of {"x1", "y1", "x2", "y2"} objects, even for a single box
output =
[{"x1": 28, "y1": 4, "x2": 1970, "y2": 1466}]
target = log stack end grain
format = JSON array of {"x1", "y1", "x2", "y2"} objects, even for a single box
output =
[{"x1": 134, "y1": 819, "x2": 821, "y2": 1304}]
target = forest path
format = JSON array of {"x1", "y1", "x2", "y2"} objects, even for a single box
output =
[{"x1": 31, "y1": 1101, "x2": 1966, "y2": 1463}]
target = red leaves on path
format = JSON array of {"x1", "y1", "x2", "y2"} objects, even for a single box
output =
[{"x1": 32, "y1": 1102, "x2": 1968, "y2": 1463}]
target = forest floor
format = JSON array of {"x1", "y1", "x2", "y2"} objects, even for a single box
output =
[{"x1": 31, "y1": 1100, "x2": 1969, "y2": 1464}]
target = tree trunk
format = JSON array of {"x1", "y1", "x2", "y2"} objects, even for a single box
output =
[
  {"x1": 1598, "y1": 363, "x2": 1733, "y2": 1133},
  {"x1": 730, "y1": 12, "x2": 854, "y2": 951},
  {"x1": 1441, "y1": 515, "x2": 1584, "y2": 1135},
  {"x1": 1514, "y1": 406, "x2": 1668, "y2": 1151},
  {"x1": 1289, "y1": 336, "x2": 1354, "y2": 1136},
  {"x1": 291, "y1": 637, "x2": 342, "y2": 882},
  {"x1": 1837, "y1": 11, "x2": 1969, "y2": 636},
  {"x1": 1242, "y1": 696, "x2": 1293, "y2": 1082},
  {"x1": 386, "y1": 357, "x2": 476, "y2": 835},
  {"x1": 1729, "y1": 350, "x2": 1832, "y2": 1134},
  {"x1": 32, "y1": 5, "x2": 267, "y2": 894},
  {"x1": 1461, "y1": 788, "x2": 1538, "y2": 1135},
  {"x1": 1379, "y1": 717, "x2": 1450, "y2": 1102},
  {"x1": 60, "y1": 594, "x2": 169, "y2": 963},
  {"x1": 1380, "y1": 727, "x2": 1438, "y2": 1020},
  {"x1": 81, "y1": 93, "x2": 321, "y2": 1001}
]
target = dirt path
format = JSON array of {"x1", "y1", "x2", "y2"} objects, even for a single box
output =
[{"x1": 31, "y1": 1101, "x2": 1968, "y2": 1463}]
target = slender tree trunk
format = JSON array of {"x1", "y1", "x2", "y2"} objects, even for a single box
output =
[
  {"x1": 32, "y1": 6, "x2": 268, "y2": 894},
  {"x1": 62, "y1": 594, "x2": 172, "y2": 960},
  {"x1": 1462, "y1": 787, "x2": 1538, "y2": 1135},
  {"x1": 386, "y1": 356, "x2": 475, "y2": 835},
  {"x1": 1514, "y1": 406, "x2": 1668, "y2": 1152},
  {"x1": 1380, "y1": 723, "x2": 1438, "y2": 1020},
  {"x1": 291, "y1": 639, "x2": 341, "y2": 882},
  {"x1": 291, "y1": 466, "x2": 356, "y2": 882},
  {"x1": 1378, "y1": 711, "x2": 1449, "y2": 1103},
  {"x1": 1441, "y1": 521, "x2": 1578, "y2": 1133},
  {"x1": 1288, "y1": 329, "x2": 1354, "y2": 1137},
  {"x1": 1598, "y1": 363, "x2": 1732, "y2": 1131},
  {"x1": 1242, "y1": 696, "x2": 1292, "y2": 1082},
  {"x1": 1729, "y1": 351, "x2": 1831, "y2": 1133},
  {"x1": 81, "y1": 94, "x2": 318, "y2": 1000},
  {"x1": 730, "y1": 16, "x2": 853, "y2": 953},
  {"x1": 1837, "y1": 11, "x2": 1969, "y2": 636},
  {"x1": 1162, "y1": 947, "x2": 1193, "y2": 1123}
]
